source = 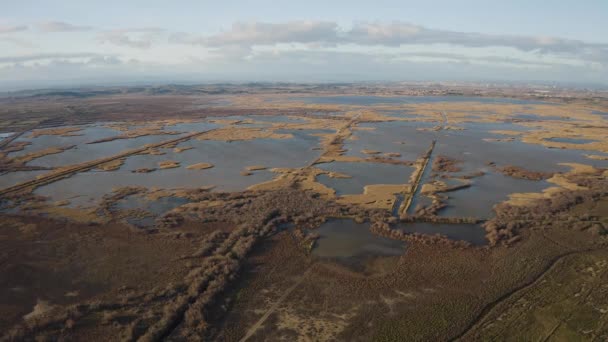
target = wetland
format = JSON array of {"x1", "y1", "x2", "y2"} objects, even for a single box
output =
[{"x1": 1, "y1": 84, "x2": 607, "y2": 341}]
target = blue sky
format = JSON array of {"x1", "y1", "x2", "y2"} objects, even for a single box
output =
[{"x1": 1, "y1": 0, "x2": 607, "y2": 89}]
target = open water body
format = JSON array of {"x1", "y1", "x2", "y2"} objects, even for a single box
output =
[
  {"x1": 0, "y1": 170, "x2": 47, "y2": 189},
  {"x1": 35, "y1": 133, "x2": 324, "y2": 207},
  {"x1": 312, "y1": 219, "x2": 406, "y2": 258},
  {"x1": 8, "y1": 124, "x2": 122, "y2": 158},
  {"x1": 546, "y1": 137, "x2": 598, "y2": 144},
  {"x1": 316, "y1": 161, "x2": 414, "y2": 195},
  {"x1": 344, "y1": 121, "x2": 436, "y2": 161}
]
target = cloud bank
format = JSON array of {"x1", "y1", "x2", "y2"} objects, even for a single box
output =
[
  {"x1": 38, "y1": 21, "x2": 93, "y2": 32},
  {"x1": 0, "y1": 20, "x2": 606, "y2": 88}
]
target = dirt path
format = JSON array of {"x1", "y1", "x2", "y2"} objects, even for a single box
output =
[{"x1": 238, "y1": 266, "x2": 315, "y2": 342}]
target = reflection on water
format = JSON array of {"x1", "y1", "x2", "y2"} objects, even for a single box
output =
[
  {"x1": 316, "y1": 161, "x2": 413, "y2": 195},
  {"x1": 4, "y1": 99, "x2": 605, "y2": 229},
  {"x1": 313, "y1": 219, "x2": 405, "y2": 258},
  {"x1": 439, "y1": 172, "x2": 549, "y2": 219},
  {"x1": 35, "y1": 168, "x2": 272, "y2": 208},
  {"x1": 436, "y1": 131, "x2": 608, "y2": 174},
  {"x1": 114, "y1": 194, "x2": 189, "y2": 215},
  {"x1": 0, "y1": 132, "x2": 15, "y2": 140},
  {"x1": 345, "y1": 121, "x2": 436, "y2": 161},
  {"x1": 0, "y1": 170, "x2": 47, "y2": 188},
  {"x1": 113, "y1": 194, "x2": 190, "y2": 228},
  {"x1": 513, "y1": 113, "x2": 568, "y2": 121},
  {"x1": 34, "y1": 134, "x2": 324, "y2": 206},
  {"x1": 546, "y1": 137, "x2": 597, "y2": 144},
  {"x1": 165, "y1": 121, "x2": 219, "y2": 133},
  {"x1": 9, "y1": 124, "x2": 122, "y2": 158},
  {"x1": 28, "y1": 134, "x2": 179, "y2": 168}
]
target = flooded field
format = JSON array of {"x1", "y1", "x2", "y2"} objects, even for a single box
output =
[{"x1": 2, "y1": 96, "x2": 607, "y2": 238}]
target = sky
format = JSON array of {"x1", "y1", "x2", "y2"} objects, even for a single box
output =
[{"x1": 1, "y1": 0, "x2": 607, "y2": 90}]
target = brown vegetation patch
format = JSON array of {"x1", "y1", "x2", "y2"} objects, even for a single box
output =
[
  {"x1": 29, "y1": 127, "x2": 83, "y2": 138},
  {"x1": 186, "y1": 162, "x2": 214, "y2": 170},
  {"x1": 497, "y1": 165, "x2": 553, "y2": 180},
  {"x1": 245, "y1": 165, "x2": 267, "y2": 171},
  {"x1": 158, "y1": 160, "x2": 180, "y2": 169},
  {"x1": 432, "y1": 155, "x2": 462, "y2": 173}
]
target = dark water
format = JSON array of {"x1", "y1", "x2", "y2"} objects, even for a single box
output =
[
  {"x1": 406, "y1": 195, "x2": 434, "y2": 216},
  {"x1": 9, "y1": 124, "x2": 122, "y2": 158},
  {"x1": 114, "y1": 194, "x2": 189, "y2": 215},
  {"x1": 27, "y1": 134, "x2": 180, "y2": 168},
  {"x1": 438, "y1": 171, "x2": 550, "y2": 219},
  {"x1": 246, "y1": 114, "x2": 309, "y2": 124},
  {"x1": 546, "y1": 137, "x2": 597, "y2": 144},
  {"x1": 165, "y1": 121, "x2": 220, "y2": 133},
  {"x1": 316, "y1": 161, "x2": 413, "y2": 195},
  {"x1": 435, "y1": 130, "x2": 608, "y2": 174},
  {"x1": 0, "y1": 170, "x2": 47, "y2": 188},
  {"x1": 398, "y1": 222, "x2": 487, "y2": 245},
  {"x1": 312, "y1": 219, "x2": 405, "y2": 258},
  {"x1": 513, "y1": 113, "x2": 568, "y2": 121},
  {"x1": 462, "y1": 121, "x2": 532, "y2": 132},
  {"x1": 592, "y1": 110, "x2": 608, "y2": 117}
]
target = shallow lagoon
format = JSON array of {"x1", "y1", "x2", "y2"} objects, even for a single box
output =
[
  {"x1": 34, "y1": 133, "x2": 324, "y2": 207},
  {"x1": 8, "y1": 124, "x2": 122, "y2": 158}
]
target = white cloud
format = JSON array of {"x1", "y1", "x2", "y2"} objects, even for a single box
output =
[
  {"x1": 38, "y1": 21, "x2": 93, "y2": 32},
  {"x1": 97, "y1": 28, "x2": 165, "y2": 49},
  {"x1": 0, "y1": 53, "x2": 111, "y2": 64},
  {"x1": 1, "y1": 19, "x2": 606, "y2": 88},
  {"x1": 171, "y1": 20, "x2": 607, "y2": 65},
  {"x1": 171, "y1": 21, "x2": 339, "y2": 47},
  {"x1": 0, "y1": 24, "x2": 27, "y2": 34}
]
